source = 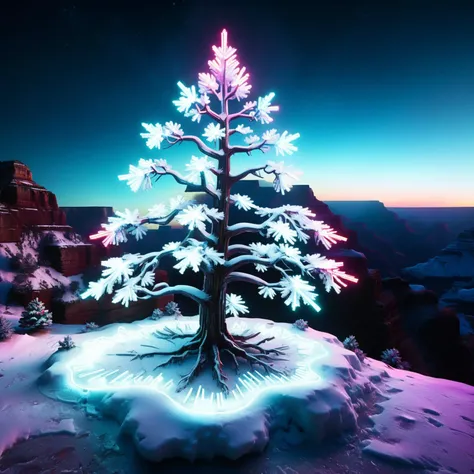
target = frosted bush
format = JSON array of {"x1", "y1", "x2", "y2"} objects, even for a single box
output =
[
  {"x1": 19, "y1": 298, "x2": 52, "y2": 332},
  {"x1": 381, "y1": 348, "x2": 410, "y2": 369},
  {"x1": 58, "y1": 335, "x2": 76, "y2": 350},
  {"x1": 0, "y1": 316, "x2": 13, "y2": 341},
  {"x1": 164, "y1": 301, "x2": 182, "y2": 316},
  {"x1": 293, "y1": 319, "x2": 308, "y2": 330}
]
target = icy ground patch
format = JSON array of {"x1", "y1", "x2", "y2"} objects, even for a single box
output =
[{"x1": 59, "y1": 318, "x2": 328, "y2": 415}]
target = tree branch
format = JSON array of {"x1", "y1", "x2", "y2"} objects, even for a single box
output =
[
  {"x1": 199, "y1": 104, "x2": 222, "y2": 123},
  {"x1": 151, "y1": 166, "x2": 219, "y2": 200},
  {"x1": 228, "y1": 109, "x2": 255, "y2": 122},
  {"x1": 227, "y1": 214, "x2": 279, "y2": 239},
  {"x1": 225, "y1": 255, "x2": 281, "y2": 273},
  {"x1": 225, "y1": 271, "x2": 279, "y2": 286},
  {"x1": 137, "y1": 284, "x2": 210, "y2": 304},
  {"x1": 227, "y1": 244, "x2": 251, "y2": 256},
  {"x1": 137, "y1": 208, "x2": 182, "y2": 227},
  {"x1": 167, "y1": 134, "x2": 223, "y2": 159},
  {"x1": 230, "y1": 165, "x2": 269, "y2": 184},
  {"x1": 228, "y1": 140, "x2": 267, "y2": 156}
]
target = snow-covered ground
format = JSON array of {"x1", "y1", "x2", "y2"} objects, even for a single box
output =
[{"x1": 1, "y1": 308, "x2": 473, "y2": 473}]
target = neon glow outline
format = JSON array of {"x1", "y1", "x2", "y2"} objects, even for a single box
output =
[{"x1": 66, "y1": 319, "x2": 329, "y2": 417}]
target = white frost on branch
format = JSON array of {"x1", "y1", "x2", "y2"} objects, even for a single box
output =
[
  {"x1": 176, "y1": 204, "x2": 223, "y2": 232},
  {"x1": 173, "y1": 81, "x2": 199, "y2": 113},
  {"x1": 118, "y1": 158, "x2": 154, "y2": 192},
  {"x1": 147, "y1": 203, "x2": 168, "y2": 219},
  {"x1": 259, "y1": 275, "x2": 321, "y2": 312},
  {"x1": 251, "y1": 92, "x2": 279, "y2": 124},
  {"x1": 140, "y1": 123, "x2": 164, "y2": 150},
  {"x1": 261, "y1": 129, "x2": 279, "y2": 144},
  {"x1": 198, "y1": 72, "x2": 219, "y2": 95},
  {"x1": 305, "y1": 254, "x2": 359, "y2": 292},
  {"x1": 244, "y1": 135, "x2": 261, "y2": 145},
  {"x1": 230, "y1": 194, "x2": 255, "y2": 211},
  {"x1": 164, "y1": 121, "x2": 184, "y2": 137},
  {"x1": 235, "y1": 125, "x2": 253, "y2": 135},
  {"x1": 203, "y1": 123, "x2": 226, "y2": 142},
  {"x1": 185, "y1": 156, "x2": 217, "y2": 186},
  {"x1": 173, "y1": 240, "x2": 224, "y2": 274},
  {"x1": 275, "y1": 131, "x2": 301, "y2": 156},
  {"x1": 267, "y1": 220, "x2": 298, "y2": 245},
  {"x1": 265, "y1": 161, "x2": 302, "y2": 195},
  {"x1": 225, "y1": 293, "x2": 249, "y2": 317}
]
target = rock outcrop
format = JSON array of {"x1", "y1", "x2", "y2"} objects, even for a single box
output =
[
  {"x1": 0, "y1": 161, "x2": 100, "y2": 275},
  {"x1": 0, "y1": 161, "x2": 170, "y2": 324},
  {"x1": 376, "y1": 278, "x2": 474, "y2": 385}
]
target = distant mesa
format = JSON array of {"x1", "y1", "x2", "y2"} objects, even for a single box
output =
[
  {"x1": 326, "y1": 200, "x2": 455, "y2": 276},
  {"x1": 404, "y1": 228, "x2": 474, "y2": 280}
]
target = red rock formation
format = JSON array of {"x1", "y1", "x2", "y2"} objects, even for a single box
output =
[
  {"x1": 0, "y1": 160, "x2": 171, "y2": 324},
  {"x1": 0, "y1": 161, "x2": 100, "y2": 274},
  {"x1": 0, "y1": 161, "x2": 66, "y2": 234}
]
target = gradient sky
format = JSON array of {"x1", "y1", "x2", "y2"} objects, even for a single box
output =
[{"x1": 1, "y1": 0, "x2": 473, "y2": 210}]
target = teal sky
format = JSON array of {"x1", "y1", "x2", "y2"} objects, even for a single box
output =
[{"x1": 1, "y1": 0, "x2": 473, "y2": 209}]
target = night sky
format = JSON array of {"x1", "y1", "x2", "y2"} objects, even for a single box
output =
[{"x1": 1, "y1": 0, "x2": 473, "y2": 210}]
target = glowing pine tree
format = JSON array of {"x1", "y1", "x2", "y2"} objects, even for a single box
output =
[{"x1": 82, "y1": 30, "x2": 358, "y2": 393}]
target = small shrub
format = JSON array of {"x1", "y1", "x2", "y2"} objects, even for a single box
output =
[
  {"x1": 343, "y1": 335, "x2": 366, "y2": 362},
  {"x1": 381, "y1": 348, "x2": 410, "y2": 370},
  {"x1": 82, "y1": 322, "x2": 99, "y2": 332},
  {"x1": 0, "y1": 316, "x2": 13, "y2": 341},
  {"x1": 150, "y1": 308, "x2": 164, "y2": 320},
  {"x1": 343, "y1": 335, "x2": 359, "y2": 351},
  {"x1": 293, "y1": 319, "x2": 308, "y2": 331},
  {"x1": 18, "y1": 298, "x2": 53, "y2": 332},
  {"x1": 58, "y1": 335, "x2": 75, "y2": 350},
  {"x1": 164, "y1": 301, "x2": 181, "y2": 317}
]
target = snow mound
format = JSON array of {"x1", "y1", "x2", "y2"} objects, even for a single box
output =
[
  {"x1": 38, "y1": 317, "x2": 474, "y2": 469},
  {"x1": 40, "y1": 317, "x2": 368, "y2": 461}
]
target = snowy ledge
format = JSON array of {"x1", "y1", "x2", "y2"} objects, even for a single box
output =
[
  {"x1": 36, "y1": 317, "x2": 474, "y2": 469},
  {"x1": 39, "y1": 317, "x2": 369, "y2": 461}
]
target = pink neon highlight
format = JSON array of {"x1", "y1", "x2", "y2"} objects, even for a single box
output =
[{"x1": 89, "y1": 231, "x2": 111, "y2": 246}]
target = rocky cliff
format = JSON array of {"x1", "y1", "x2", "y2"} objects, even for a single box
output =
[{"x1": 0, "y1": 161, "x2": 169, "y2": 324}]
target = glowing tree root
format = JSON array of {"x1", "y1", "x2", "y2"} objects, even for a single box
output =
[{"x1": 118, "y1": 330, "x2": 289, "y2": 395}]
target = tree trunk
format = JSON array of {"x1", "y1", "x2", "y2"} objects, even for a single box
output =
[
  {"x1": 198, "y1": 89, "x2": 232, "y2": 346},
  {"x1": 199, "y1": 269, "x2": 230, "y2": 345}
]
